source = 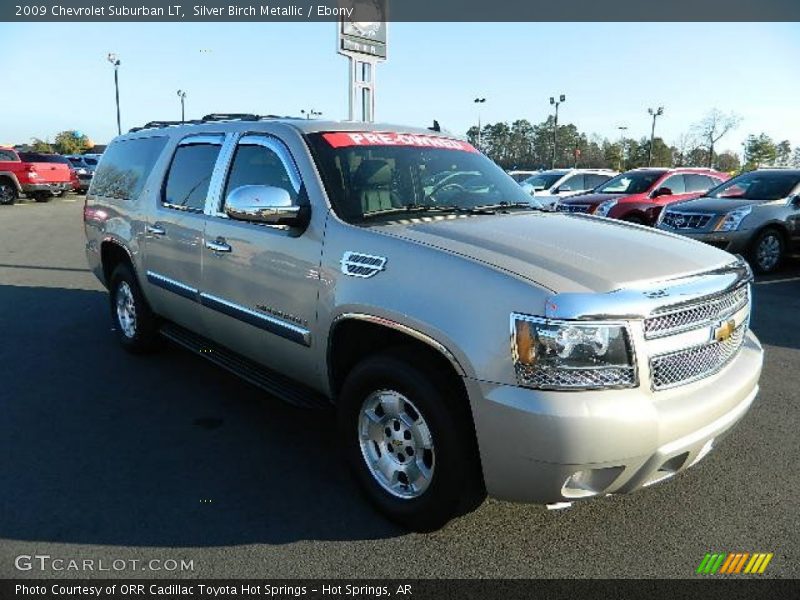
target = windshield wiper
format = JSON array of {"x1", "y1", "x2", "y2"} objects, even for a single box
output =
[{"x1": 475, "y1": 201, "x2": 544, "y2": 211}]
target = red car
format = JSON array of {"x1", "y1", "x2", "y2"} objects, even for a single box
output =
[
  {"x1": 0, "y1": 147, "x2": 73, "y2": 204},
  {"x1": 556, "y1": 168, "x2": 730, "y2": 225}
]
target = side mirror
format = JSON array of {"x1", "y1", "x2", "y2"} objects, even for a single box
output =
[
  {"x1": 792, "y1": 194, "x2": 800, "y2": 208},
  {"x1": 225, "y1": 185, "x2": 309, "y2": 227},
  {"x1": 652, "y1": 187, "x2": 673, "y2": 198}
]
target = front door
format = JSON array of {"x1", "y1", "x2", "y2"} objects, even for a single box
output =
[{"x1": 200, "y1": 134, "x2": 321, "y2": 385}]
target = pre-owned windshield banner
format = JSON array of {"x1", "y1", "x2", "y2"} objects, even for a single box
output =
[
  {"x1": 322, "y1": 132, "x2": 478, "y2": 153},
  {"x1": 3, "y1": 0, "x2": 798, "y2": 22}
]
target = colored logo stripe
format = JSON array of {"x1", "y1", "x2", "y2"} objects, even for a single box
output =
[{"x1": 697, "y1": 552, "x2": 773, "y2": 574}]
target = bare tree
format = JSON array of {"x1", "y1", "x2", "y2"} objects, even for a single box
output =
[
  {"x1": 692, "y1": 109, "x2": 742, "y2": 169},
  {"x1": 672, "y1": 132, "x2": 700, "y2": 166}
]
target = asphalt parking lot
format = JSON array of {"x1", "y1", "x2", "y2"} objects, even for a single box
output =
[{"x1": 0, "y1": 194, "x2": 798, "y2": 579}]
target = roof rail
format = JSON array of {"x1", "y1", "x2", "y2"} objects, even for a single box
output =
[{"x1": 201, "y1": 113, "x2": 261, "y2": 122}]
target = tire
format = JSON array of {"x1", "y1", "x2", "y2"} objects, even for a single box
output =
[
  {"x1": 109, "y1": 263, "x2": 160, "y2": 353},
  {"x1": 749, "y1": 228, "x2": 784, "y2": 274},
  {"x1": 33, "y1": 193, "x2": 51, "y2": 203},
  {"x1": 0, "y1": 180, "x2": 17, "y2": 205},
  {"x1": 338, "y1": 349, "x2": 485, "y2": 531}
]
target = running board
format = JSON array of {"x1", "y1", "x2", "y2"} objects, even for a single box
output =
[{"x1": 159, "y1": 322, "x2": 331, "y2": 410}]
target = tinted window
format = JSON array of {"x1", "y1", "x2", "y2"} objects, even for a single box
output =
[
  {"x1": 708, "y1": 171, "x2": 800, "y2": 201},
  {"x1": 559, "y1": 174, "x2": 585, "y2": 191},
  {"x1": 18, "y1": 153, "x2": 65, "y2": 163},
  {"x1": 83, "y1": 157, "x2": 98, "y2": 166},
  {"x1": 223, "y1": 143, "x2": 298, "y2": 202},
  {"x1": 685, "y1": 174, "x2": 716, "y2": 193},
  {"x1": 91, "y1": 137, "x2": 167, "y2": 200},
  {"x1": 659, "y1": 174, "x2": 686, "y2": 195},
  {"x1": 163, "y1": 143, "x2": 221, "y2": 211},
  {"x1": 596, "y1": 171, "x2": 664, "y2": 194},
  {"x1": 585, "y1": 174, "x2": 612, "y2": 189},
  {"x1": 0, "y1": 149, "x2": 19, "y2": 161}
]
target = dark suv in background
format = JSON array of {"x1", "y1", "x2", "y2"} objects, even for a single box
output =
[
  {"x1": 557, "y1": 167, "x2": 729, "y2": 225},
  {"x1": 657, "y1": 169, "x2": 800, "y2": 273}
]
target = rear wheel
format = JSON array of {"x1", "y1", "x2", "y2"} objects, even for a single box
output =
[
  {"x1": 749, "y1": 228, "x2": 784, "y2": 274},
  {"x1": 0, "y1": 180, "x2": 17, "y2": 205},
  {"x1": 109, "y1": 263, "x2": 160, "y2": 353},
  {"x1": 338, "y1": 350, "x2": 485, "y2": 531},
  {"x1": 33, "y1": 192, "x2": 51, "y2": 203}
]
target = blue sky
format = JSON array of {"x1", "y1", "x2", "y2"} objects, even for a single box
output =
[{"x1": 1, "y1": 22, "x2": 798, "y2": 154}]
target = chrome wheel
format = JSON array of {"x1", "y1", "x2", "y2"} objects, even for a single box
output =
[
  {"x1": 115, "y1": 281, "x2": 137, "y2": 339},
  {"x1": 756, "y1": 233, "x2": 781, "y2": 272},
  {"x1": 358, "y1": 390, "x2": 435, "y2": 499},
  {"x1": 0, "y1": 182, "x2": 15, "y2": 205}
]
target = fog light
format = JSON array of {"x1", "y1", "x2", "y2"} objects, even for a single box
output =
[{"x1": 561, "y1": 466, "x2": 624, "y2": 499}]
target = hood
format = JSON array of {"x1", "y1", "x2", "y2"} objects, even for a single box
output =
[
  {"x1": 559, "y1": 192, "x2": 634, "y2": 207},
  {"x1": 667, "y1": 197, "x2": 760, "y2": 214},
  {"x1": 377, "y1": 212, "x2": 735, "y2": 294}
]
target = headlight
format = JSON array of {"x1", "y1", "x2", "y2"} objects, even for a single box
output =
[
  {"x1": 714, "y1": 205, "x2": 752, "y2": 232},
  {"x1": 593, "y1": 199, "x2": 617, "y2": 217},
  {"x1": 511, "y1": 315, "x2": 637, "y2": 390}
]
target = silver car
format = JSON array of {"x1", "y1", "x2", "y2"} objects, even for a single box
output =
[
  {"x1": 84, "y1": 117, "x2": 763, "y2": 531},
  {"x1": 657, "y1": 169, "x2": 800, "y2": 273}
]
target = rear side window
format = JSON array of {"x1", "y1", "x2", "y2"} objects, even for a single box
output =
[
  {"x1": 685, "y1": 174, "x2": 716, "y2": 192},
  {"x1": 659, "y1": 174, "x2": 686, "y2": 195},
  {"x1": 585, "y1": 174, "x2": 611, "y2": 189},
  {"x1": 91, "y1": 137, "x2": 167, "y2": 201},
  {"x1": 0, "y1": 149, "x2": 19, "y2": 161},
  {"x1": 163, "y1": 143, "x2": 221, "y2": 211}
]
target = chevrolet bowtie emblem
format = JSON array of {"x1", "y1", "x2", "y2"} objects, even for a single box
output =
[{"x1": 713, "y1": 318, "x2": 736, "y2": 343}]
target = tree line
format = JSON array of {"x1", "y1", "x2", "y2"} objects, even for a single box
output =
[
  {"x1": 23, "y1": 130, "x2": 93, "y2": 155},
  {"x1": 466, "y1": 109, "x2": 799, "y2": 174}
]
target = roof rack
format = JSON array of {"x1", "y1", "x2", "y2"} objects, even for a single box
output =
[{"x1": 128, "y1": 112, "x2": 303, "y2": 133}]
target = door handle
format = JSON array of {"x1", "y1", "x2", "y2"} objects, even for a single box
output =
[
  {"x1": 146, "y1": 224, "x2": 166, "y2": 236},
  {"x1": 206, "y1": 239, "x2": 232, "y2": 253}
]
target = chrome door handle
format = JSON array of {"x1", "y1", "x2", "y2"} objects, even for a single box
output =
[
  {"x1": 146, "y1": 224, "x2": 166, "y2": 236},
  {"x1": 206, "y1": 239, "x2": 232, "y2": 253}
]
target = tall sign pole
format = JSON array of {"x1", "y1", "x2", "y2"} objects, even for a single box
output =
[{"x1": 337, "y1": 2, "x2": 388, "y2": 122}]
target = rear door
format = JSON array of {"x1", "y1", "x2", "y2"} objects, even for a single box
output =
[
  {"x1": 143, "y1": 134, "x2": 224, "y2": 334},
  {"x1": 200, "y1": 134, "x2": 320, "y2": 384}
]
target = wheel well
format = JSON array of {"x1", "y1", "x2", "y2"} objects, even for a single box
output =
[
  {"x1": 0, "y1": 175, "x2": 17, "y2": 190},
  {"x1": 753, "y1": 224, "x2": 789, "y2": 247},
  {"x1": 100, "y1": 241, "x2": 133, "y2": 287},
  {"x1": 328, "y1": 319, "x2": 466, "y2": 402}
]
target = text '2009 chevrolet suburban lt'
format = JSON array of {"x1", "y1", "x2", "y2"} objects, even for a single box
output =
[{"x1": 84, "y1": 115, "x2": 763, "y2": 531}]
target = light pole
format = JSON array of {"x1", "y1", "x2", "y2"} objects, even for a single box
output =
[
  {"x1": 617, "y1": 125, "x2": 628, "y2": 170},
  {"x1": 474, "y1": 97, "x2": 486, "y2": 150},
  {"x1": 550, "y1": 94, "x2": 566, "y2": 169},
  {"x1": 177, "y1": 90, "x2": 187, "y2": 123},
  {"x1": 107, "y1": 53, "x2": 121, "y2": 135},
  {"x1": 647, "y1": 106, "x2": 664, "y2": 167},
  {"x1": 300, "y1": 109, "x2": 322, "y2": 119}
]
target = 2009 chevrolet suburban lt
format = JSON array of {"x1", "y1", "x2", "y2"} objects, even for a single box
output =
[{"x1": 84, "y1": 115, "x2": 763, "y2": 531}]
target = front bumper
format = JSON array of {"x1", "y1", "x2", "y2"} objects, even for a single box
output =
[
  {"x1": 467, "y1": 330, "x2": 763, "y2": 504},
  {"x1": 21, "y1": 182, "x2": 71, "y2": 194},
  {"x1": 661, "y1": 229, "x2": 753, "y2": 254}
]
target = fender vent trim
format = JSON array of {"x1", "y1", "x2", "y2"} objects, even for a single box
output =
[{"x1": 341, "y1": 251, "x2": 387, "y2": 278}]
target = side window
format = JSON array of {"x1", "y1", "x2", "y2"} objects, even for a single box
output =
[
  {"x1": 560, "y1": 174, "x2": 585, "y2": 191},
  {"x1": 163, "y1": 143, "x2": 221, "y2": 211},
  {"x1": 223, "y1": 143, "x2": 298, "y2": 203},
  {"x1": 659, "y1": 175, "x2": 686, "y2": 195},
  {"x1": 0, "y1": 149, "x2": 19, "y2": 161},
  {"x1": 585, "y1": 174, "x2": 610, "y2": 189},
  {"x1": 686, "y1": 174, "x2": 715, "y2": 193},
  {"x1": 91, "y1": 137, "x2": 167, "y2": 201}
]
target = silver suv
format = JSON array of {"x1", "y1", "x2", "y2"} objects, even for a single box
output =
[
  {"x1": 657, "y1": 169, "x2": 800, "y2": 273},
  {"x1": 84, "y1": 116, "x2": 763, "y2": 531}
]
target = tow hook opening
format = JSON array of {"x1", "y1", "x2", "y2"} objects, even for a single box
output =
[{"x1": 561, "y1": 466, "x2": 625, "y2": 499}]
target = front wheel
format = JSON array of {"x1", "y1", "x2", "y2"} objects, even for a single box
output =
[
  {"x1": 338, "y1": 351, "x2": 485, "y2": 531},
  {"x1": 750, "y1": 228, "x2": 784, "y2": 274}
]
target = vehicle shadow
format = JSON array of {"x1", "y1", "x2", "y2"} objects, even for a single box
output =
[
  {"x1": 0, "y1": 284, "x2": 403, "y2": 547},
  {"x1": 751, "y1": 256, "x2": 800, "y2": 351}
]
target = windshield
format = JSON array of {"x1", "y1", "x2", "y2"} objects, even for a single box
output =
[
  {"x1": 307, "y1": 132, "x2": 540, "y2": 223},
  {"x1": 84, "y1": 157, "x2": 98, "y2": 166},
  {"x1": 595, "y1": 171, "x2": 663, "y2": 194},
  {"x1": 706, "y1": 171, "x2": 800, "y2": 201},
  {"x1": 521, "y1": 172, "x2": 563, "y2": 191}
]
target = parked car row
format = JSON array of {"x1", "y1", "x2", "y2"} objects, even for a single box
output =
[
  {"x1": 528, "y1": 165, "x2": 799, "y2": 274},
  {"x1": 0, "y1": 147, "x2": 98, "y2": 204}
]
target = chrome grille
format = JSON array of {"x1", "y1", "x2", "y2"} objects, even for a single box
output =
[
  {"x1": 650, "y1": 323, "x2": 747, "y2": 390},
  {"x1": 661, "y1": 211, "x2": 712, "y2": 230},
  {"x1": 515, "y1": 365, "x2": 636, "y2": 390},
  {"x1": 644, "y1": 285, "x2": 749, "y2": 339},
  {"x1": 557, "y1": 204, "x2": 591, "y2": 214}
]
